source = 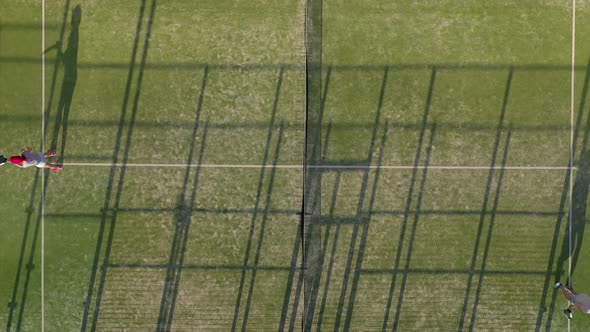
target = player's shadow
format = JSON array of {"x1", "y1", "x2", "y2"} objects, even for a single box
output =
[{"x1": 50, "y1": 4, "x2": 81, "y2": 161}]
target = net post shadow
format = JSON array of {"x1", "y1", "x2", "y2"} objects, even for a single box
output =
[{"x1": 381, "y1": 67, "x2": 436, "y2": 332}]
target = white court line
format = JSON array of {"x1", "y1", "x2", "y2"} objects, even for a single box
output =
[
  {"x1": 61, "y1": 162, "x2": 573, "y2": 170},
  {"x1": 567, "y1": 1, "x2": 576, "y2": 331},
  {"x1": 40, "y1": 1, "x2": 46, "y2": 332},
  {"x1": 569, "y1": 0, "x2": 576, "y2": 306}
]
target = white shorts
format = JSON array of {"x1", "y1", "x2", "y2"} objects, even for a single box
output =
[{"x1": 34, "y1": 152, "x2": 46, "y2": 168}]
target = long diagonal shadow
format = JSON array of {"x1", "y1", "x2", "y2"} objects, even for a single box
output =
[
  {"x1": 555, "y1": 60, "x2": 590, "y2": 284},
  {"x1": 381, "y1": 68, "x2": 436, "y2": 331},
  {"x1": 541, "y1": 57, "x2": 590, "y2": 332},
  {"x1": 42, "y1": 0, "x2": 71, "y2": 137},
  {"x1": 89, "y1": 0, "x2": 157, "y2": 330},
  {"x1": 298, "y1": 121, "x2": 333, "y2": 332},
  {"x1": 156, "y1": 66, "x2": 209, "y2": 331},
  {"x1": 230, "y1": 67, "x2": 284, "y2": 332},
  {"x1": 13, "y1": 95, "x2": 85, "y2": 331},
  {"x1": 6, "y1": 3, "x2": 72, "y2": 330},
  {"x1": 5, "y1": 171, "x2": 39, "y2": 331},
  {"x1": 287, "y1": 66, "x2": 331, "y2": 332},
  {"x1": 164, "y1": 123, "x2": 209, "y2": 331},
  {"x1": 9, "y1": 170, "x2": 41, "y2": 332},
  {"x1": 343, "y1": 121, "x2": 389, "y2": 331},
  {"x1": 332, "y1": 67, "x2": 388, "y2": 331},
  {"x1": 240, "y1": 124, "x2": 285, "y2": 331},
  {"x1": 282, "y1": 118, "x2": 332, "y2": 332},
  {"x1": 468, "y1": 129, "x2": 512, "y2": 331},
  {"x1": 79, "y1": 0, "x2": 153, "y2": 330},
  {"x1": 391, "y1": 123, "x2": 436, "y2": 332},
  {"x1": 314, "y1": 177, "x2": 341, "y2": 331},
  {"x1": 304, "y1": 68, "x2": 354, "y2": 331},
  {"x1": 14, "y1": 178, "x2": 56, "y2": 332},
  {"x1": 457, "y1": 67, "x2": 512, "y2": 331}
]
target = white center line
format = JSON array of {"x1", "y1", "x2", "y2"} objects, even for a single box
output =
[
  {"x1": 40, "y1": 1, "x2": 46, "y2": 332},
  {"x1": 61, "y1": 162, "x2": 572, "y2": 170}
]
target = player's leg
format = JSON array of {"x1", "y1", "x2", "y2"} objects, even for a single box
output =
[
  {"x1": 556, "y1": 282, "x2": 576, "y2": 319},
  {"x1": 555, "y1": 282, "x2": 576, "y2": 301},
  {"x1": 43, "y1": 163, "x2": 63, "y2": 171},
  {"x1": 44, "y1": 150, "x2": 57, "y2": 157}
]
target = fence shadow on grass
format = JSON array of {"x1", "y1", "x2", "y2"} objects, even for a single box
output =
[
  {"x1": 336, "y1": 67, "x2": 388, "y2": 332},
  {"x1": 382, "y1": 68, "x2": 436, "y2": 331},
  {"x1": 156, "y1": 65, "x2": 208, "y2": 331},
  {"x1": 6, "y1": 171, "x2": 39, "y2": 332},
  {"x1": 4, "y1": 13, "x2": 588, "y2": 332},
  {"x1": 80, "y1": 0, "x2": 156, "y2": 330},
  {"x1": 5, "y1": 2, "x2": 71, "y2": 331},
  {"x1": 540, "y1": 57, "x2": 590, "y2": 332},
  {"x1": 231, "y1": 66, "x2": 284, "y2": 332},
  {"x1": 457, "y1": 68, "x2": 512, "y2": 331}
]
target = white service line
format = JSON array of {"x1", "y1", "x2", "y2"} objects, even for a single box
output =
[
  {"x1": 40, "y1": 1, "x2": 46, "y2": 332},
  {"x1": 61, "y1": 162, "x2": 573, "y2": 170}
]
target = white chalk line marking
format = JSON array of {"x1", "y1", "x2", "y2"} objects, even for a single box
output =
[
  {"x1": 40, "y1": 1, "x2": 46, "y2": 332},
  {"x1": 60, "y1": 162, "x2": 573, "y2": 171}
]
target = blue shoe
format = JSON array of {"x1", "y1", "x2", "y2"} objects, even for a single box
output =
[{"x1": 555, "y1": 282, "x2": 563, "y2": 289}]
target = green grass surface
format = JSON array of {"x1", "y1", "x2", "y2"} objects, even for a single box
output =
[{"x1": 1, "y1": 0, "x2": 589, "y2": 331}]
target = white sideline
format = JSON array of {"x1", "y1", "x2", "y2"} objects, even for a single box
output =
[
  {"x1": 40, "y1": 1, "x2": 46, "y2": 332},
  {"x1": 61, "y1": 162, "x2": 573, "y2": 171},
  {"x1": 568, "y1": 4, "x2": 575, "y2": 332}
]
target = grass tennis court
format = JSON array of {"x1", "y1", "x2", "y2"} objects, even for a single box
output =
[{"x1": 1, "y1": 0, "x2": 589, "y2": 331}]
